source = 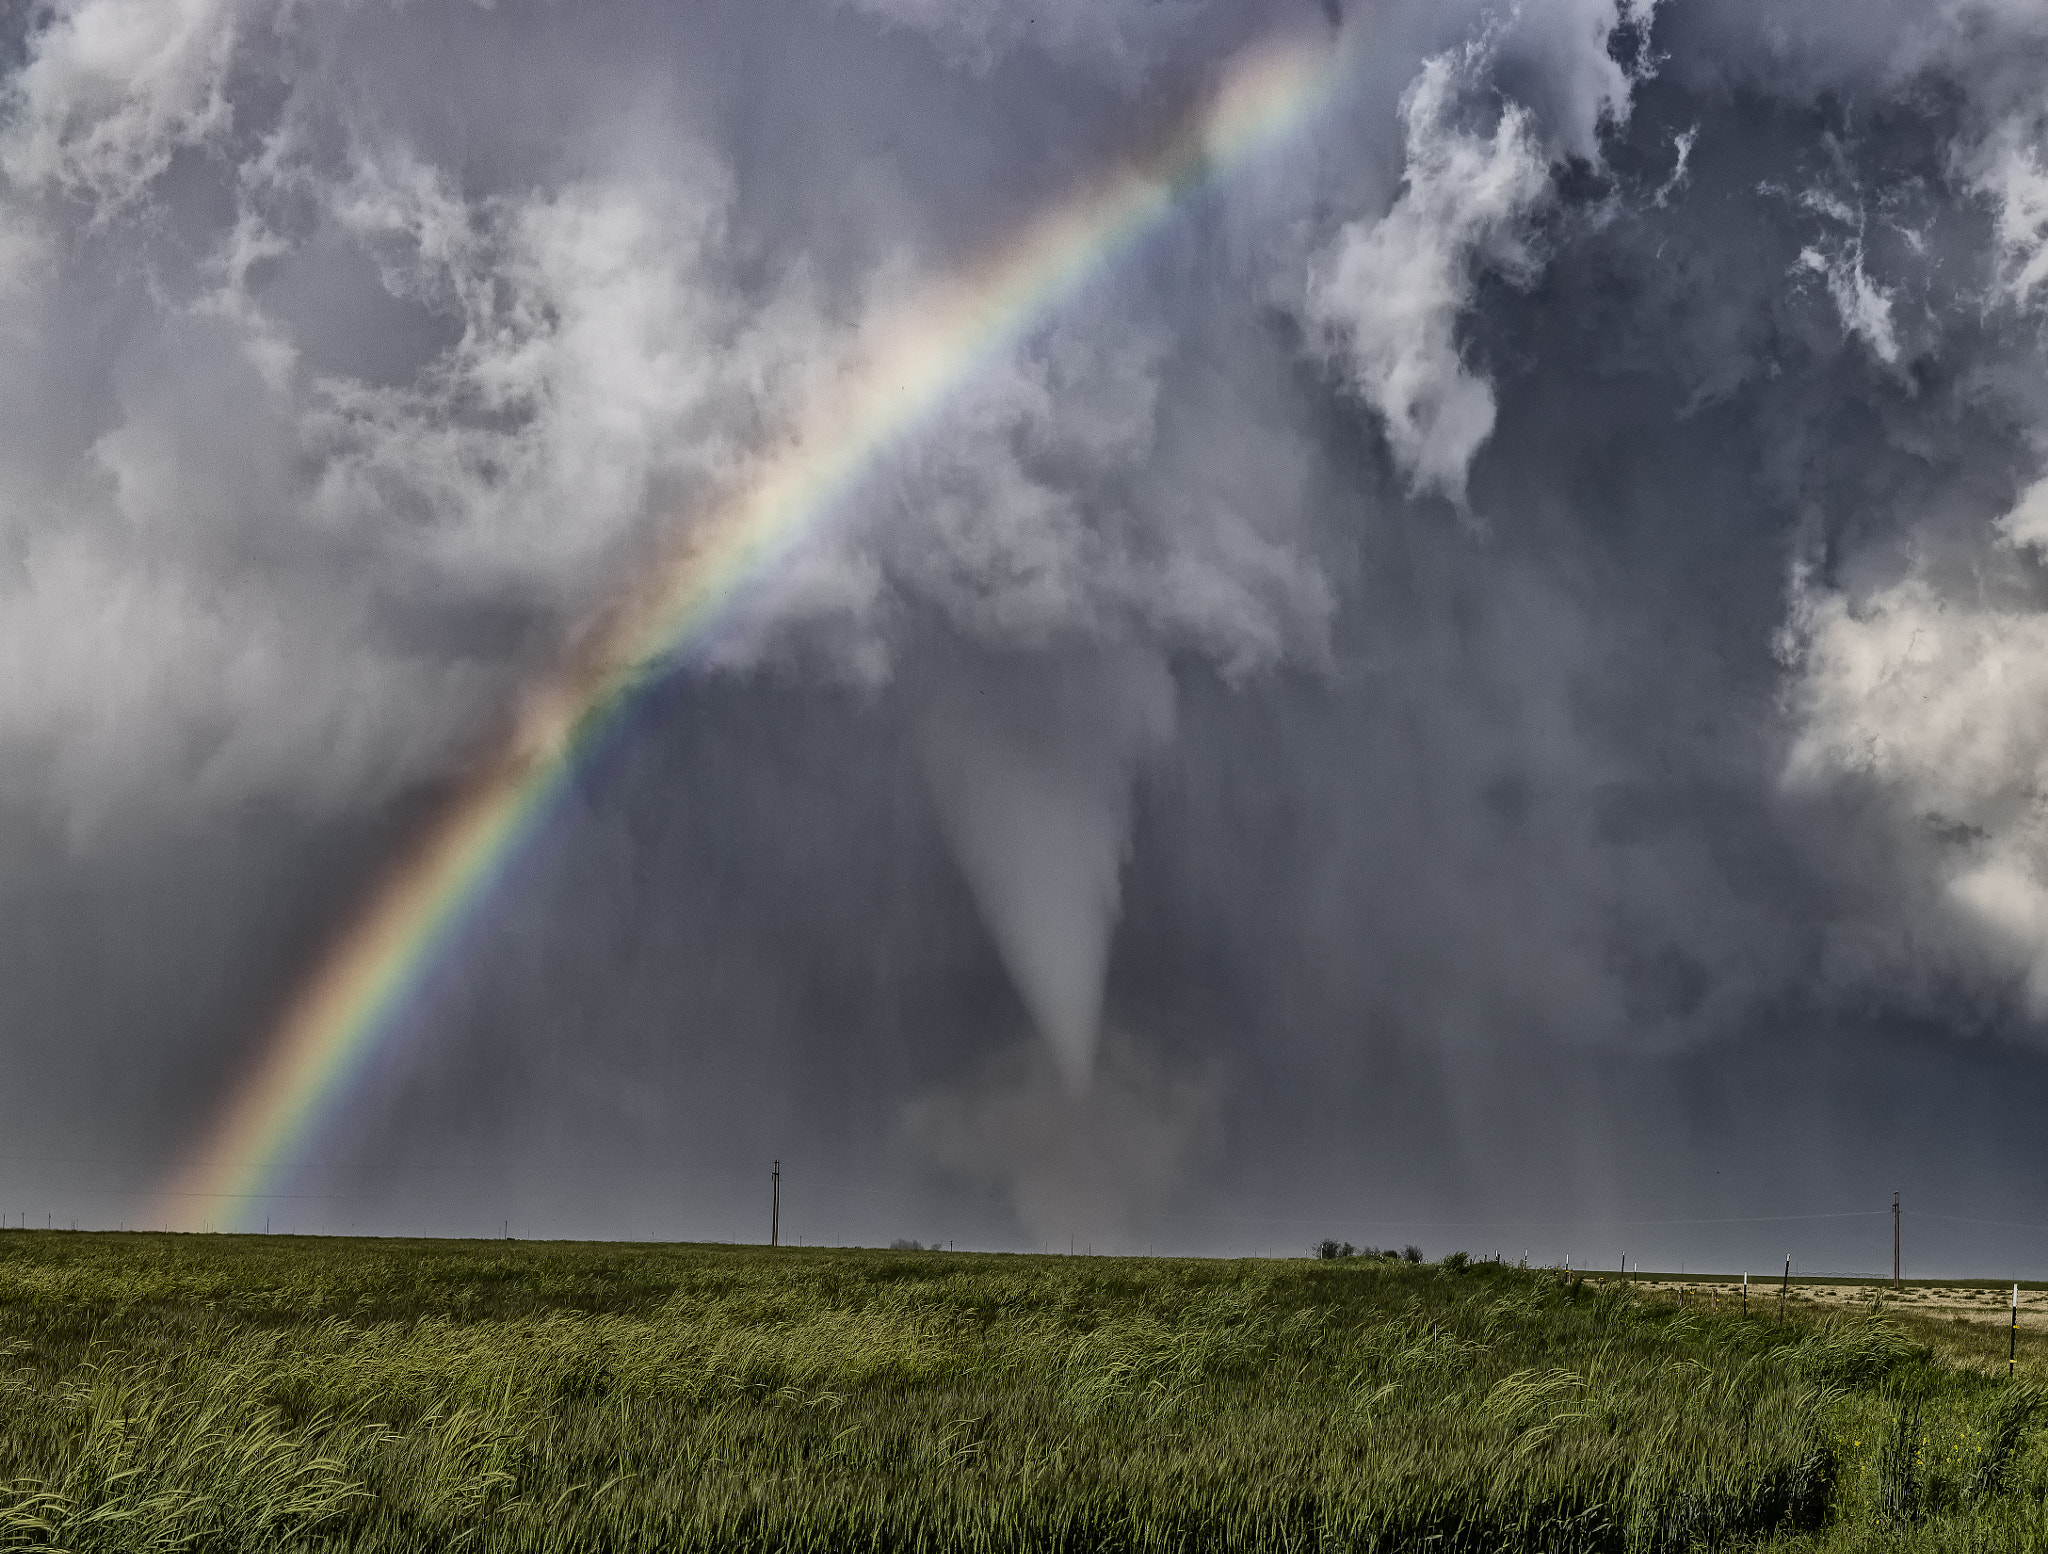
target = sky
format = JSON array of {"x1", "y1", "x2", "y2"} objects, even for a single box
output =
[{"x1": 4, "y1": 0, "x2": 2048, "y2": 1275}]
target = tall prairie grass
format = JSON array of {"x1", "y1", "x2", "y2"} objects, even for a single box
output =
[{"x1": 0, "y1": 1234, "x2": 2040, "y2": 1550}]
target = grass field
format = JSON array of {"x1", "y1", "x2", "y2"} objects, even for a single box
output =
[{"x1": 1, "y1": 1234, "x2": 2044, "y2": 1551}]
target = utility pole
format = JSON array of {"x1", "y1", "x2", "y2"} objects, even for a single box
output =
[
  {"x1": 771, "y1": 1161, "x2": 780, "y2": 1248},
  {"x1": 1780, "y1": 1256, "x2": 1790, "y2": 1322},
  {"x1": 2012, "y1": 1284, "x2": 2020, "y2": 1378},
  {"x1": 1893, "y1": 1192, "x2": 1901, "y2": 1290}
]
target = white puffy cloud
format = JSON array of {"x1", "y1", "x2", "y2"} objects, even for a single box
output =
[
  {"x1": 1781, "y1": 479, "x2": 2048, "y2": 1012},
  {"x1": 288, "y1": 150, "x2": 798, "y2": 591},
  {"x1": 1491, "y1": 0, "x2": 1656, "y2": 161},
  {"x1": 0, "y1": 5, "x2": 847, "y2": 823},
  {"x1": 1293, "y1": 0, "x2": 1658, "y2": 507},
  {"x1": 1308, "y1": 40, "x2": 1551, "y2": 503},
  {"x1": 1796, "y1": 242, "x2": 1901, "y2": 363},
  {"x1": 0, "y1": 0, "x2": 245, "y2": 200},
  {"x1": 1972, "y1": 116, "x2": 2048, "y2": 309},
  {"x1": 837, "y1": 308, "x2": 1329, "y2": 678}
]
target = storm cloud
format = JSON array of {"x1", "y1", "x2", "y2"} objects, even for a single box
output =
[{"x1": 5, "y1": 0, "x2": 2048, "y2": 1271}]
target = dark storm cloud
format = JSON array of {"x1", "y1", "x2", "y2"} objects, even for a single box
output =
[{"x1": 4, "y1": 0, "x2": 2048, "y2": 1267}]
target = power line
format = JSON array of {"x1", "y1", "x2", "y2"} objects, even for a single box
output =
[{"x1": 1917, "y1": 1212, "x2": 2048, "y2": 1234}]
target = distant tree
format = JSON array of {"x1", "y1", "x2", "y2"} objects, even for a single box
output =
[
  {"x1": 889, "y1": 1239, "x2": 922, "y2": 1251},
  {"x1": 1402, "y1": 1245, "x2": 1423, "y2": 1264},
  {"x1": 1314, "y1": 1239, "x2": 1359, "y2": 1260}
]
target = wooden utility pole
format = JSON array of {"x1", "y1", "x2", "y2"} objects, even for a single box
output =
[
  {"x1": 771, "y1": 1161, "x2": 780, "y2": 1248},
  {"x1": 1893, "y1": 1192, "x2": 1901, "y2": 1290},
  {"x1": 1780, "y1": 1256, "x2": 1790, "y2": 1321}
]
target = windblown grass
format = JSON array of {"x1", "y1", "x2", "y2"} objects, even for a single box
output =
[{"x1": 0, "y1": 1234, "x2": 2040, "y2": 1550}]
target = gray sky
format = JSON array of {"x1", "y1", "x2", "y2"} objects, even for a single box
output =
[{"x1": 4, "y1": 0, "x2": 2048, "y2": 1274}]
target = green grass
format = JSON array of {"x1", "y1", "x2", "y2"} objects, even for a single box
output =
[{"x1": 0, "y1": 1233, "x2": 2042, "y2": 1550}]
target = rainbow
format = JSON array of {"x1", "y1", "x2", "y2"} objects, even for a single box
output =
[{"x1": 161, "y1": 30, "x2": 1344, "y2": 1229}]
